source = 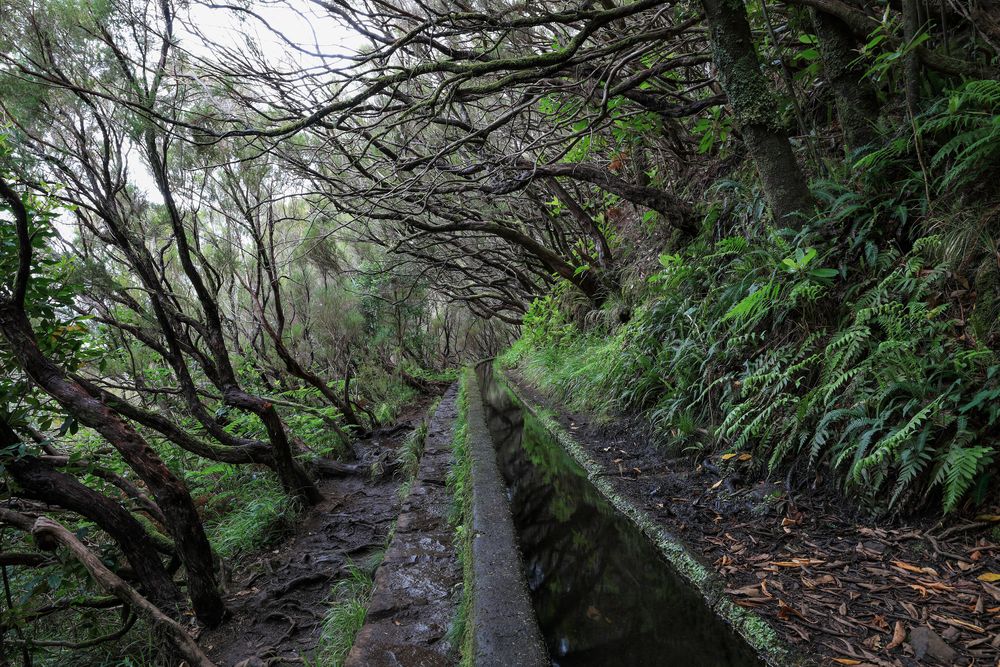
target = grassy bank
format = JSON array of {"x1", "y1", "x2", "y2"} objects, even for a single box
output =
[
  {"x1": 446, "y1": 370, "x2": 474, "y2": 665},
  {"x1": 501, "y1": 201, "x2": 1000, "y2": 517}
]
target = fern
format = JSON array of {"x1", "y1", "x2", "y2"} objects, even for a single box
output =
[
  {"x1": 920, "y1": 80, "x2": 1000, "y2": 191},
  {"x1": 938, "y1": 445, "x2": 994, "y2": 513}
]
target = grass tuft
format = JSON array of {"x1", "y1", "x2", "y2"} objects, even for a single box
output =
[
  {"x1": 196, "y1": 468, "x2": 301, "y2": 561},
  {"x1": 311, "y1": 555, "x2": 382, "y2": 667},
  {"x1": 446, "y1": 370, "x2": 474, "y2": 665}
]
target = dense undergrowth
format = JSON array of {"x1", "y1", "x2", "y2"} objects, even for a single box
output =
[{"x1": 502, "y1": 83, "x2": 1000, "y2": 517}]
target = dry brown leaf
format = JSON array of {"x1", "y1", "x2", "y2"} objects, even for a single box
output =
[
  {"x1": 769, "y1": 558, "x2": 825, "y2": 568},
  {"x1": 802, "y1": 574, "x2": 837, "y2": 588},
  {"x1": 917, "y1": 580, "x2": 952, "y2": 591},
  {"x1": 886, "y1": 620, "x2": 906, "y2": 650},
  {"x1": 892, "y1": 560, "x2": 938, "y2": 577},
  {"x1": 831, "y1": 660, "x2": 861, "y2": 665},
  {"x1": 734, "y1": 598, "x2": 769, "y2": 608},
  {"x1": 981, "y1": 580, "x2": 1000, "y2": 602},
  {"x1": 726, "y1": 584, "x2": 764, "y2": 597},
  {"x1": 777, "y1": 599, "x2": 805, "y2": 620},
  {"x1": 931, "y1": 615, "x2": 986, "y2": 633}
]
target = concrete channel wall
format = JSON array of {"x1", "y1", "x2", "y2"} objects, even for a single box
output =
[
  {"x1": 499, "y1": 366, "x2": 802, "y2": 667},
  {"x1": 465, "y1": 368, "x2": 548, "y2": 667}
]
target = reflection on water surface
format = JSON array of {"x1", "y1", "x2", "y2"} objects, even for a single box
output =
[{"x1": 479, "y1": 365, "x2": 765, "y2": 667}]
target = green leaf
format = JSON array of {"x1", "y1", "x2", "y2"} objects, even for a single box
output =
[{"x1": 808, "y1": 268, "x2": 839, "y2": 279}]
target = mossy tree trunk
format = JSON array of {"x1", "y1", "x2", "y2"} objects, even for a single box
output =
[
  {"x1": 702, "y1": 0, "x2": 813, "y2": 224},
  {"x1": 902, "y1": 0, "x2": 922, "y2": 114},
  {"x1": 812, "y1": 8, "x2": 880, "y2": 152}
]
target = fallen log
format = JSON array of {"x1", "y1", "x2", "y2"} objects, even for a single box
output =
[{"x1": 0, "y1": 508, "x2": 217, "y2": 667}]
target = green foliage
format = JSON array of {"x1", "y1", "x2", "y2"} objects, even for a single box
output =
[
  {"x1": 858, "y1": 17, "x2": 930, "y2": 85},
  {"x1": 311, "y1": 558, "x2": 380, "y2": 667},
  {"x1": 691, "y1": 107, "x2": 733, "y2": 155},
  {"x1": 921, "y1": 80, "x2": 1000, "y2": 192},
  {"x1": 395, "y1": 400, "x2": 436, "y2": 499},
  {"x1": 510, "y1": 200, "x2": 1000, "y2": 514},
  {"x1": 446, "y1": 372, "x2": 473, "y2": 665},
  {"x1": 187, "y1": 465, "x2": 300, "y2": 560}
]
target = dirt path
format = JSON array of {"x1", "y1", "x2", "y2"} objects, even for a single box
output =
[
  {"x1": 507, "y1": 370, "x2": 1000, "y2": 667},
  {"x1": 201, "y1": 398, "x2": 437, "y2": 666},
  {"x1": 346, "y1": 384, "x2": 462, "y2": 667}
]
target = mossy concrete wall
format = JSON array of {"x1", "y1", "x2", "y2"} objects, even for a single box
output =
[{"x1": 465, "y1": 368, "x2": 548, "y2": 667}]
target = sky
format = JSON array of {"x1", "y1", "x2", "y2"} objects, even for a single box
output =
[{"x1": 126, "y1": 0, "x2": 368, "y2": 203}]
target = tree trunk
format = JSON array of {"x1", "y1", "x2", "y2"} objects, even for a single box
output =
[
  {"x1": 18, "y1": 512, "x2": 217, "y2": 667},
  {"x1": 702, "y1": 0, "x2": 813, "y2": 224},
  {"x1": 223, "y1": 388, "x2": 323, "y2": 505},
  {"x1": 2, "y1": 450, "x2": 184, "y2": 615},
  {"x1": 812, "y1": 8, "x2": 880, "y2": 152},
  {"x1": 0, "y1": 304, "x2": 226, "y2": 627}
]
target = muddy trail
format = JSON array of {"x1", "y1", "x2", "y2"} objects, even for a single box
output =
[{"x1": 201, "y1": 397, "x2": 438, "y2": 666}]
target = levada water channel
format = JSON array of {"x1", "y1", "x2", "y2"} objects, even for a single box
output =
[{"x1": 477, "y1": 364, "x2": 766, "y2": 667}]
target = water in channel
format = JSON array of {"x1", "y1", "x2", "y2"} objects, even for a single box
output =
[{"x1": 478, "y1": 365, "x2": 766, "y2": 667}]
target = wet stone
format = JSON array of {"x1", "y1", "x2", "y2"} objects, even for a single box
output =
[{"x1": 345, "y1": 385, "x2": 462, "y2": 667}]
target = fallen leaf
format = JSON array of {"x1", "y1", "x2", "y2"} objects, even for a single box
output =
[
  {"x1": 769, "y1": 558, "x2": 825, "y2": 568},
  {"x1": 801, "y1": 574, "x2": 836, "y2": 588},
  {"x1": 831, "y1": 660, "x2": 861, "y2": 665},
  {"x1": 893, "y1": 560, "x2": 938, "y2": 577},
  {"x1": 738, "y1": 452, "x2": 752, "y2": 461},
  {"x1": 720, "y1": 453, "x2": 738, "y2": 460},
  {"x1": 886, "y1": 620, "x2": 906, "y2": 650},
  {"x1": 777, "y1": 599, "x2": 805, "y2": 620},
  {"x1": 974, "y1": 514, "x2": 1000, "y2": 522},
  {"x1": 932, "y1": 615, "x2": 986, "y2": 634},
  {"x1": 978, "y1": 572, "x2": 1000, "y2": 583},
  {"x1": 981, "y1": 580, "x2": 1000, "y2": 602}
]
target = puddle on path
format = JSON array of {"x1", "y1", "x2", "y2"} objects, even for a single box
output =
[{"x1": 478, "y1": 365, "x2": 765, "y2": 667}]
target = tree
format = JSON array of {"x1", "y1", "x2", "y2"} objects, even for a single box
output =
[
  {"x1": 0, "y1": 172, "x2": 226, "y2": 626},
  {"x1": 701, "y1": 0, "x2": 813, "y2": 223}
]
